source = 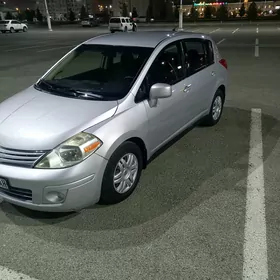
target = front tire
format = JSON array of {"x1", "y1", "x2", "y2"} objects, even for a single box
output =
[
  {"x1": 23, "y1": 26, "x2": 27, "y2": 32},
  {"x1": 201, "y1": 88, "x2": 224, "y2": 126},
  {"x1": 99, "y1": 141, "x2": 143, "y2": 205}
]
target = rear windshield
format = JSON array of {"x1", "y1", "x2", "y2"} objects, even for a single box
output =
[
  {"x1": 110, "y1": 18, "x2": 121, "y2": 23},
  {"x1": 0, "y1": 21, "x2": 9, "y2": 24}
]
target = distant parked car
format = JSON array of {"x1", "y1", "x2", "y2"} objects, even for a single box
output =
[
  {"x1": 135, "y1": 16, "x2": 154, "y2": 23},
  {"x1": 81, "y1": 18, "x2": 99, "y2": 27},
  {"x1": 0, "y1": 20, "x2": 28, "y2": 33},
  {"x1": 109, "y1": 17, "x2": 136, "y2": 33}
]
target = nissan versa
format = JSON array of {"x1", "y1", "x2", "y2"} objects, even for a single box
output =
[{"x1": 0, "y1": 31, "x2": 228, "y2": 212}]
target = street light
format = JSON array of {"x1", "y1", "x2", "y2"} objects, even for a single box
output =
[
  {"x1": 178, "y1": 0, "x2": 184, "y2": 31},
  {"x1": 44, "y1": 0, "x2": 52, "y2": 31}
]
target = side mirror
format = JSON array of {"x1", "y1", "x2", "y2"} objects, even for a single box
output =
[
  {"x1": 149, "y1": 83, "x2": 172, "y2": 108},
  {"x1": 150, "y1": 83, "x2": 172, "y2": 100}
]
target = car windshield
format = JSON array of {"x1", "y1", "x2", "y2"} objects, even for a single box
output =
[{"x1": 36, "y1": 44, "x2": 153, "y2": 101}]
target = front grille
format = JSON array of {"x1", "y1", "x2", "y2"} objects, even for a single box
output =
[
  {"x1": 0, "y1": 146, "x2": 47, "y2": 168},
  {"x1": 0, "y1": 186, "x2": 32, "y2": 201}
]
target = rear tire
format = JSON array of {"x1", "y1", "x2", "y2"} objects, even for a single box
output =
[
  {"x1": 10, "y1": 27, "x2": 14, "y2": 33},
  {"x1": 99, "y1": 141, "x2": 143, "y2": 205},
  {"x1": 201, "y1": 88, "x2": 225, "y2": 126}
]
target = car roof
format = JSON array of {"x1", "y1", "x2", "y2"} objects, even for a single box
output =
[{"x1": 85, "y1": 31, "x2": 208, "y2": 48}]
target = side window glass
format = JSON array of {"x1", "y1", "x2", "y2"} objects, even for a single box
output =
[
  {"x1": 121, "y1": 19, "x2": 125, "y2": 23},
  {"x1": 147, "y1": 42, "x2": 184, "y2": 87},
  {"x1": 183, "y1": 40, "x2": 207, "y2": 76},
  {"x1": 204, "y1": 40, "x2": 215, "y2": 66}
]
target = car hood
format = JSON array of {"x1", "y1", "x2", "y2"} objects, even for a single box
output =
[{"x1": 0, "y1": 87, "x2": 118, "y2": 150}]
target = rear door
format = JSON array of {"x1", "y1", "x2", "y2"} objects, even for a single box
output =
[
  {"x1": 0, "y1": 20, "x2": 8, "y2": 30},
  {"x1": 109, "y1": 17, "x2": 121, "y2": 29},
  {"x1": 181, "y1": 38, "x2": 217, "y2": 118}
]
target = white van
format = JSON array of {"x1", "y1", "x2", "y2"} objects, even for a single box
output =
[{"x1": 109, "y1": 17, "x2": 136, "y2": 33}]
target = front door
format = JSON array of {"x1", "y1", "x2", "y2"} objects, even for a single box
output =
[{"x1": 140, "y1": 41, "x2": 190, "y2": 154}]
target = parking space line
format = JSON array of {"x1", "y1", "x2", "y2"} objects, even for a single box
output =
[
  {"x1": 232, "y1": 28, "x2": 239, "y2": 34},
  {"x1": 217, "y1": 38, "x2": 226, "y2": 45},
  {"x1": 0, "y1": 265, "x2": 38, "y2": 280},
  {"x1": 5, "y1": 45, "x2": 43, "y2": 52},
  {"x1": 37, "y1": 45, "x2": 74, "y2": 52},
  {"x1": 256, "y1": 27, "x2": 259, "y2": 33},
  {"x1": 255, "y1": 38, "x2": 259, "y2": 57},
  {"x1": 243, "y1": 108, "x2": 268, "y2": 280},
  {"x1": 210, "y1": 28, "x2": 220, "y2": 34}
]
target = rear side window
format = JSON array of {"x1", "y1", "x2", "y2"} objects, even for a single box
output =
[
  {"x1": 204, "y1": 40, "x2": 215, "y2": 65},
  {"x1": 110, "y1": 18, "x2": 121, "y2": 23},
  {"x1": 182, "y1": 39, "x2": 208, "y2": 76}
]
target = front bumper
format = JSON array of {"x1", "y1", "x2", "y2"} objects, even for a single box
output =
[{"x1": 0, "y1": 153, "x2": 108, "y2": 212}]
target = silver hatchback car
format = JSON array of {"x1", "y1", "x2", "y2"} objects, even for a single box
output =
[{"x1": 0, "y1": 31, "x2": 228, "y2": 212}]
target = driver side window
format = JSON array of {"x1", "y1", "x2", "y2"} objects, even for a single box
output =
[{"x1": 136, "y1": 42, "x2": 183, "y2": 103}]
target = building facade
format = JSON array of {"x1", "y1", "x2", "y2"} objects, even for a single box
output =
[
  {"x1": 37, "y1": 0, "x2": 93, "y2": 20},
  {"x1": 112, "y1": 0, "x2": 149, "y2": 17}
]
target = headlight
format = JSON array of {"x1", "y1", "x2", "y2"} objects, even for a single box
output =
[{"x1": 35, "y1": 132, "x2": 102, "y2": 169}]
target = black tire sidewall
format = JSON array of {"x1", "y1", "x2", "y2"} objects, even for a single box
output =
[{"x1": 100, "y1": 141, "x2": 143, "y2": 204}]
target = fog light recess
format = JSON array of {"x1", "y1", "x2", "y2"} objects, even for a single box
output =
[{"x1": 45, "y1": 191, "x2": 67, "y2": 203}]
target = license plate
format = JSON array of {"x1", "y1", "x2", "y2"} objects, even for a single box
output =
[{"x1": 0, "y1": 178, "x2": 9, "y2": 190}]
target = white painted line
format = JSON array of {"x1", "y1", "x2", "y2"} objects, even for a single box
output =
[
  {"x1": 210, "y1": 28, "x2": 220, "y2": 34},
  {"x1": 243, "y1": 108, "x2": 268, "y2": 280},
  {"x1": 217, "y1": 38, "x2": 226, "y2": 45},
  {"x1": 256, "y1": 27, "x2": 259, "y2": 33},
  {"x1": 5, "y1": 45, "x2": 42, "y2": 52},
  {"x1": 192, "y1": 28, "x2": 201, "y2": 32},
  {"x1": 0, "y1": 265, "x2": 38, "y2": 279},
  {"x1": 37, "y1": 45, "x2": 74, "y2": 52},
  {"x1": 232, "y1": 28, "x2": 239, "y2": 34},
  {"x1": 255, "y1": 38, "x2": 259, "y2": 57}
]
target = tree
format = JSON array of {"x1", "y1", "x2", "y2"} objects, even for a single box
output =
[
  {"x1": 132, "y1": 7, "x2": 138, "y2": 18},
  {"x1": 24, "y1": 9, "x2": 34, "y2": 22},
  {"x1": 239, "y1": 3, "x2": 246, "y2": 17},
  {"x1": 190, "y1": 5, "x2": 199, "y2": 21},
  {"x1": 216, "y1": 4, "x2": 228, "y2": 21},
  {"x1": 36, "y1": 8, "x2": 43, "y2": 22},
  {"x1": 80, "y1": 5, "x2": 87, "y2": 20},
  {"x1": 119, "y1": 1, "x2": 128, "y2": 17},
  {"x1": 247, "y1": 1, "x2": 257, "y2": 20},
  {"x1": 69, "y1": 9, "x2": 75, "y2": 21},
  {"x1": 204, "y1": 6, "x2": 212, "y2": 19},
  {"x1": 146, "y1": 3, "x2": 153, "y2": 21},
  {"x1": 5, "y1": 11, "x2": 13, "y2": 19}
]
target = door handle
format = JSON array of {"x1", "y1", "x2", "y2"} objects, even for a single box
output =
[
  {"x1": 183, "y1": 84, "x2": 191, "y2": 93},
  {"x1": 211, "y1": 71, "x2": 216, "y2": 76}
]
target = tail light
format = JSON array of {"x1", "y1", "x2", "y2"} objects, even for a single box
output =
[{"x1": 219, "y1": 59, "x2": 228, "y2": 69}]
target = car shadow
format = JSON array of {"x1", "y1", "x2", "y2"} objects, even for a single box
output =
[{"x1": 0, "y1": 106, "x2": 279, "y2": 250}]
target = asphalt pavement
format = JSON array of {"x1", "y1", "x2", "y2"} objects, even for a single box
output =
[{"x1": 0, "y1": 22, "x2": 280, "y2": 280}]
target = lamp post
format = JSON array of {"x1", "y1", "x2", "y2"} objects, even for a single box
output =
[
  {"x1": 178, "y1": 0, "x2": 183, "y2": 31},
  {"x1": 44, "y1": 0, "x2": 52, "y2": 31}
]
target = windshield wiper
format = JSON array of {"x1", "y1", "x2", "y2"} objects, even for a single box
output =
[{"x1": 35, "y1": 80, "x2": 105, "y2": 100}]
